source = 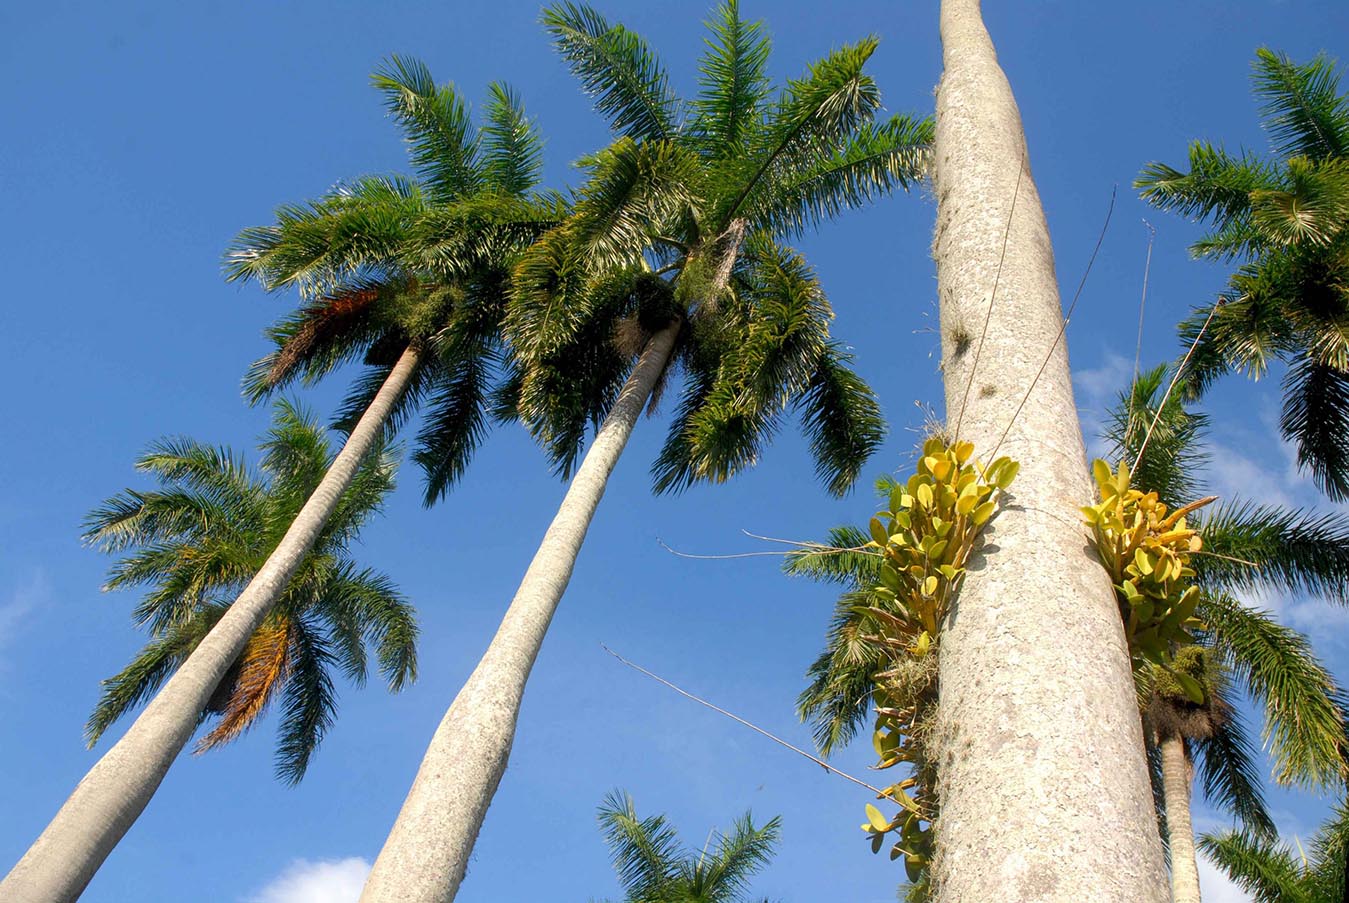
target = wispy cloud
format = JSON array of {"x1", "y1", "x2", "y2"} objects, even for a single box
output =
[
  {"x1": 0, "y1": 571, "x2": 47, "y2": 661},
  {"x1": 243, "y1": 858, "x2": 370, "y2": 903},
  {"x1": 1072, "y1": 351, "x2": 1133, "y2": 461}
]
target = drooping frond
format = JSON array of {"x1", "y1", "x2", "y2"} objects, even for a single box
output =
[
  {"x1": 1280, "y1": 354, "x2": 1349, "y2": 501},
  {"x1": 85, "y1": 606, "x2": 224, "y2": 746},
  {"x1": 794, "y1": 344, "x2": 884, "y2": 497},
  {"x1": 1201, "y1": 592, "x2": 1346, "y2": 787},
  {"x1": 1252, "y1": 48, "x2": 1349, "y2": 162},
  {"x1": 272, "y1": 613, "x2": 339, "y2": 784},
  {"x1": 372, "y1": 55, "x2": 481, "y2": 201},
  {"x1": 413, "y1": 332, "x2": 496, "y2": 505},
  {"x1": 242, "y1": 285, "x2": 388, "y2": 403},
  {"x1": 318, "y1": 564, "x2": 418, "y2": 692},
  {"x1": 542, "y1": 3, "x2": 681, "y2": 142}
]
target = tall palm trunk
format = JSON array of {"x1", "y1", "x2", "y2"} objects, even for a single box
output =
[
  {"x1": 1159, "y1": 735, "x2": 1202, "y2": 903},
  {"x1": 360, "y1": 320, "x2": 682, "y2": 903},
  {"x1": 928, "y1": 1, "x2": 1167, "y2": 899},
  {"x1": 1, "y1": 346, "x2": 421, "y2": 903}
]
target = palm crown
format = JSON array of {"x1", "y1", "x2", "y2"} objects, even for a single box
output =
[
  {"x1": 227, "y1": 57, "x2": 565, "y2": 504},
  {"x1": 84, "y1": 401, "x2": 416, "y2": 783},
  {"x1": 1137, "y1": 48, "x2": 1349, "y2": 499},
  {"x1": 595, "y1": 791, "x2": 780, "y2": 903},
  {"x1": 510, "y1": 1, "x2": 932, "y2": 492}
]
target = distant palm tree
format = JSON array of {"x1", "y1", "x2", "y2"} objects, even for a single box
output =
[
  {"x1": 360, "y1": 4, "x2": 929, "y2": 900},
  {"x1": 595, "y1": 791, "x2": 780, "y2": 903},
  {"x1": 1137, "y1": 48, "x2": 1349, "y2": 499},
  {"x1": 83, "y1": 400, "x2": 416, "y2": 784},
  {"x1": 0, "y1": 60, "x2": 555, "y2": 903},
  {"x1": 1108, "y1": 364, "x2": 1348, "y2": 901},
  {"x1": 1202, "y1": 802, "x2": 1349, "y2": 902}
]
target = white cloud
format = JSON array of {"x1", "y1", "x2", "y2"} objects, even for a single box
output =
[
  {"x1": 243, "y1": 858, "x2": 371, "y2": 903},
  {"x1": 1198, "y1": 851, "x2": 1254, "y2": 903}
]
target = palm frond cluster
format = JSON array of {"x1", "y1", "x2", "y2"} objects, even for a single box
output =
[
  {"x1": 507, "y1": 0, "x2": 932, "y2": 491},
  {"x1": 84, "y1": 401, "x2": 415, "y2": 782},
  {"x1": 1138, "y1": 49, "x2": 1349, "y2": 499}
]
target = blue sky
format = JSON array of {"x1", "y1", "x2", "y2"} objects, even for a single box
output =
[{"x1": 3, "y1": 2, "x2": 1348, "y2": 901}]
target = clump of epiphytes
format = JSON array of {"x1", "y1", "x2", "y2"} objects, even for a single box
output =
[
  {"x1": 859, "y1": 438, "x2": 1018, "y2": 881},
  {"x1": 1081, "y1": 459, "x2": 1215, "y2": 702}
]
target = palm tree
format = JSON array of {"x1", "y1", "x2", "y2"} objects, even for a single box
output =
[
  {"x1": 359, "y1": 5, "x2": 929, "y2": 900},
  {"x1": 0, "y1": 60, "x2": 554, "y2": 903},
  {"x1": 82, "y1": 400, "x2": 417, "y2": 784},
  {"x1": 1202, "y1": 803, "x2": 1349, "y2": 903},
  {"x1": 1102, "y1": 363, "x2": 1349, "y2": 902},
  {"x1": 1136, "y1": 48, "x2": 1349, "y2": 500},
  {"x1": 594, "y1": 791, "x2": 780, "y2": 903},
  {"x1": 928, "y1": 0, "x2": 1167, "y2": 895}
]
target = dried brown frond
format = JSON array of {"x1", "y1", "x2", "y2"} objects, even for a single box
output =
[
  {"x1": 196, "y1": 617, "x2": 293, "y2": 752},
  {"x1": 269, "y1": 288, "x2": 381, "y2": 385}
]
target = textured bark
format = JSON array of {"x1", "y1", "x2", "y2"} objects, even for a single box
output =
[
  {"x1": 0, "y1": 346, "x2": 421, "y2": 903},
  {"x1": 1160, "y1": 736, "x2": 1202, "y2": 903},
  {"x1": 929, "y1": 1, "x2": 1168, "y2": 900},
  {"x1": 360, "y1": 321, "x2": 682, "y2": 903}
]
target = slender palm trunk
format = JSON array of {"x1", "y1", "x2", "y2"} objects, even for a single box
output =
[
  {"x1": 360, "y1": 320, "x2": 682, "y2": 903},
  {"x1": 1159, "y1": 736, "x2": 1202, "y2": 903},
  {"x1": 929, "y1": 1, "x2": 1167, "y2": 899},
  {"x1": 0, "y1": 346, "x2": 421, "y2": 903}
]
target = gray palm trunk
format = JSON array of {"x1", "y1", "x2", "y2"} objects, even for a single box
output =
[
  {"x1": 0, "y1": 345, "x2": 421, "y2": 903},
  {"x1": 928, "y1": 1, "x2": 1167, "y2": 899},
  {"x1": 359, "y1": 320, "x2": 683, "y2": 903},
  {"x1": 1160, "y1": 735, "x2": 1203, "y2": 903}
]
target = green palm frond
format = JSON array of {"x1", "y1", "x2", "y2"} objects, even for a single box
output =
[
  {"x1": 1280, "y1": 354, "x2": 1349, "y2": 501},
  {"x1": 413, "y1": 340, "x2": 495, "y2": 505},
  {"x1": 1197, "y1": 501, "x2": 1349, "y2": 603},
  {"x1": 1252, "y1": 48, "x2": 1349, "y2": 162},
  {"x1": 225, "y1": 176, "x2": 427, "y2": 296},
  {"x1": 85, "y1": 605, "x2": 225, "y2": 746},
  {"x1": 479, "y1": 82, "x2": 544, "y2": 196},
  {"x1": 794, "y1": 344, "x2": 884, "y2": 497},
  {"x1": 272, "y1": 612, "x2": 339, "y2": 784},
  {"x1": 1201, "y1": 592, "x2": 1346, "y2": 787},
  {"x1": 597, "y1": 790, "x2": 684, "y2": 900},
  {"x1": 90, "y1": 403, "x2": 412, "y2": 782},
  {"x1": 1199, "y1": 829, "x2": 1315, "y2": 903},
  {"x1": 783, "y1": 524, "x2": 877, "y2": 586},
  {"x1": 1103, "y1": 363, "x2": 1208, "y2": 506},
  {"x1": 1135, "y1": 143, "x2": 1277, "y2": 252},
  {"x1": 372, "y1": 55, "x2": 482, "y2": 202},
  {"x1": 696, "y1": 812, "x2": 781, "y2": 900},
  {"x1": 747, "y1": 113, "x2": 932, "y2": 239},
  {"x1": 542, "y1": 3, "x2": 681, "y2": 142},
  {"x1": 720, "y1": 37, "x2": 883, "y2": 227},
  {"x1": 692, "y1": 0, "x2": 771, "y2": 161}
]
